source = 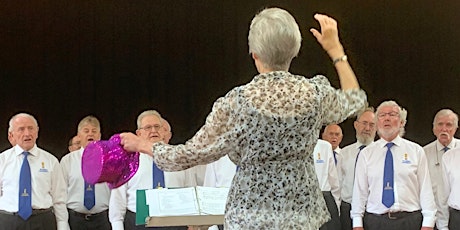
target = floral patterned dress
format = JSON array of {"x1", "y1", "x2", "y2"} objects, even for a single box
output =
[{"x1": 152, "y1": 71, "x2": 367, "y2": 229}]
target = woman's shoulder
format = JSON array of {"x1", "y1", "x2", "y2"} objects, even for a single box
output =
[{"x1": 307, "y1": 75, "x2": 331, "y2": 86}]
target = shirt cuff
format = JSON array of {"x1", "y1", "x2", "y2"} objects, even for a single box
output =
[
  {"x1": 57, "y1": 221, "x2": 70, "y2": 230},
  {"x1": 111, "y1": 221, "x2": 124, "y2": 230},
  {"x1": 352, "y1": 217, "x2": 363, "y2": 228},
  {"x1": 421, "y1": 216, "x2": 436, "y2": 228}
]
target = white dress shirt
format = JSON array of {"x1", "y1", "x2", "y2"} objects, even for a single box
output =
[
  {"x1": 333, "y1": 147, "x2": 341, "y2": 166},
  {"x1": 442, "y1": 147, "x2": 460, "y2": 226},
  {"x1": 60, "y1": 148, "x2": 111, "y2": 213},
  {"x1": 109, "y1": 153, "x2": 201, "y2": 230},
  {"x1": 351, "y1": 136, "x2": 436, "y2": 228},
  {"x1": 165, "y1": 165, "x2": 207, "y2": 188},
  {"x1": 203, "y1": 155, "x2": 237, "y2": 230},
  {"x1": 203, "y1": 155, "x2": 237, "y2": 188},
  {"x1": 423, "y1": 138, "x2": 460, "y2": 230},
  {"x1": 314, "y1": 139, "x2": 341, "y2": 211},
  {"x1": 338, "y1": 141, "x2": 370, "y2": 204},
  {"x1": 0, "y1": 145, "x2": 70, "y2": 230}
]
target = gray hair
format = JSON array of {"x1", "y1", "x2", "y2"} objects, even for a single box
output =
[
  {"x1": 356, "y1": 107, "x2": 375, "y2": 121},
  {"x1": 376, "y1": 100, "x2": 407, "y2": 137},
  {"x1": 433, "y1": 109, "x2": 458, "y2": 128},
  {"x1": 8, "y1": 113, "x2": 39, "y2": 132},
  {"x1": 248, "y1": 7, "x2": 301, "y2": 71},
  {"x1": 137, "y1": 110, "x2": 162, "y2": 129},
  {"x1": 78, "y1": 115, "x2": 101, "y2": 132}
]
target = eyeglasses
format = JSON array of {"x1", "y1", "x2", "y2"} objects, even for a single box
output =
[
  {"x1": 377, "y1": 112, "x2": 399, "y2": 119},
  {"x1": 356, "y1": 121, "x2": 376, "y2": 128},
  {"x1": 139, "y1": 124, "x2": 162, "y2": 132}
]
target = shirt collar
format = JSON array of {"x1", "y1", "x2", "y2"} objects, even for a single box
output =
[
  {"x1": 14, "y1": 144, "x2": 38, "y2": 157},
  {"x1": 378, "y1": 135, "x2": 403, "y2": 148},
  {"x1": 436, "y1": 139, "x2": 455, "y2": 151},
  {"x1": 356, "y1": 141, "x2": 371, "y2": 149}
]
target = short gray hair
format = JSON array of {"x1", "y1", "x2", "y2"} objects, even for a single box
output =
[
  {"x1": 248, "y1": 8, "x2": 301, "y2": 71},
  {"x1": 78, "y1": 115, "x2": 101, "y2": 132},
  {"x1": 376, "y1": 100, "x2": 407, "y2": 137},
  {"x1": 356, "y1": 107, "x2": 375, "y2": 121},
  {"x1": 8, "y1": 113, "x2": 39, "y2": 132},
  {"x1": 433, "y1": 109, "x2": 458, "y2": 128},
  {"x1": 137, "y1": 110, "x2": 162, "y2": 129}
]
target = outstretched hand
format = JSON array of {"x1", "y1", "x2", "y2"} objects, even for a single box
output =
[
  {"x1": 310, "y1": 14, "x2": 344, "y2": 58},
  {"x1": 119, "y1": 132, "x2": 154, "y2": 155}
]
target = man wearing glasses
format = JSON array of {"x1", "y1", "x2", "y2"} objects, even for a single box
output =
[
  {"x1": 337, "y1": 107, "x2": 376, "y2": 230},
  {"x1": 351, "y1": 100, "x2": 436, "y2": 230},
  {"x1": 109, "y1": 110, "x2": 187, "y2": 230}
]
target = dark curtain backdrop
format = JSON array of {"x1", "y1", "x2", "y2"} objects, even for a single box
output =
[{"x1": 0, "y1": 1, "x2": 459, "y2": 159}]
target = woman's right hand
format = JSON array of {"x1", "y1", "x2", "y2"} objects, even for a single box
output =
[{"x1": 120, "y1": 132, "x2": 154, "y2": 156}]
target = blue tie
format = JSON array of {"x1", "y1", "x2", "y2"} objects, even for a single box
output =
[
  {"x1": 333, "y1": 151, "x2": 338, "y2": 165},
  {"x1": 443, "y1": 146, "x2": 450, "y2": 152},
  {"x1": 84, "y1": 182, "x2": 95, "y2": 210},
  {"x1": 153, "y1": 163, "x2": 165, "y2": 188},
  {"x1": 353, "y1": 145, "x2": 366, "y2": 176},
  {"x1": 382, "y1": 142, "x2": 395, "y2": 208},
  {"x1": 18, "y1": 152, "x2": 32, "y2": 220},
  {"x1": 354, "y1": 145, "x2": 366, "y2": 167}
]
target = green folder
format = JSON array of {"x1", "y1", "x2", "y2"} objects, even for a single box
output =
[{"x1": 136, "y1": 189, "x2": 149, "y2": 225}]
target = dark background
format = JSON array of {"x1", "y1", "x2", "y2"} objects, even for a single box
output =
[{"x1": 1, "y1": 1, "x2": 459, "y2": 159}]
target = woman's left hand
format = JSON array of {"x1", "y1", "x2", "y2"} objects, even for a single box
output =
[{"x1": 310, "y1": 14, "x2": 343, "y2": 58}]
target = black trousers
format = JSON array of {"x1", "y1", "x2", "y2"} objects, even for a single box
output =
[
  {"x1": 320, "y1": 191, "x2": 341, "y2": 230},
  {"x1": 68, "y1": 209, "x2": 111, "y2": 230},
  {"x1": 340, "y1": 201, "x2": 352, "y2": 230},
  {"x1": 0, "y1": 209, "x2": 56, "y2": 230},
  {"x1": 363, "y1": 211, "x2": 422, "y2": 230},
  {"x1": 124, "y1": 210, "x2": 188, "y2": 230},
  {"x1": 449, "y1": 207, "x2": 460, "y2": 230}
]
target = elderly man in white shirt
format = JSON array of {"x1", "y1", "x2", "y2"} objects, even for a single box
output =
[
  {"x1": 61, "y1": 115, "x2": 111, "y2": 230},
  {"x1": 351, "y1": 100, "x2": 436, "y2": 230},
  {"x1": 423, "y1": 109, "x2": 460, "y2": 230},
  {"x1": 0, "y1": 113, "x2": 69, "y2": 230},
  {"x1": 109, "y1": 110, "x2": 188, "y2": 230},
  {"x1": 441, "y1": 146, "x2": 460, "y2": 229},
  {"x1": 314, "y1": 139, "x2": 341, "y2": 230},
  {"x1": 337, "y1": 107, "x2": 376, "y2": 230}
]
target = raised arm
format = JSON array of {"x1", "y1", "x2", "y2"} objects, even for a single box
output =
[{"x1": 310, "y1": 14, "x2": 359, "y2": 90}]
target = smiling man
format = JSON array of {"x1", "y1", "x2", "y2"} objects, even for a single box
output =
[
  {"x1": 60, "y1": 115, "x2": 111, "y2": 230},
  {"x1": 423, "y1": 109, "x2": 460, "y2": 230}
]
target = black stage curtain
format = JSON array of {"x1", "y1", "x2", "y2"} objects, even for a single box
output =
[{"x1": 0, "y1": 0, "x2": 459, "y2": 158}]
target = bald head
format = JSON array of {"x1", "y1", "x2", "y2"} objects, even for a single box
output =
[
  {"x1": 322, "y1": 124, "x2": 343, "y2": 150},
  {"x1": 160, "y1": 118, "x2": 172, "y2": 144}
]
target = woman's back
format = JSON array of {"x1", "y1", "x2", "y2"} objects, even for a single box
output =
[{"x1": 223, "y1": 71, "x2": 366, "y2": 229}]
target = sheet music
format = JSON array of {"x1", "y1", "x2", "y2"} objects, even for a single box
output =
[
  {"x1": 146, "y1": 187, "x2": 200, "y2": 216},
  {"x1": 196, "y1": 186, "x2": 229, "y2": 215}
]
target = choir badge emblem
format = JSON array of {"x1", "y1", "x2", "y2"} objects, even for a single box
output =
[
  {"x1": 316, "y1": 153, "x2": 324, "y2": 163},
  {"x1": 402, "y1": 153, "x2": 411, "y2": 164},
  {"x1": 39, "y1": 162, "x2": 49, "y2": 172},
  {"x1": 21, "y1": 188, "x2": 30, "y2": 197},
  {"x1": 384, "y1": 182, "x2": 393, "y2": 191}
]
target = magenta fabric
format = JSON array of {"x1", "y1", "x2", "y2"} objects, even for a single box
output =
[{"x1": 82, "y1": 134, "x2": 139, "y2": 189}]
